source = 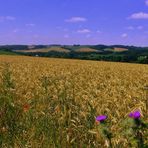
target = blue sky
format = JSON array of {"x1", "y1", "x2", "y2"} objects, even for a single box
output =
[{"x1": 0, "y1": 0, "x2": 148, "y2": 46}]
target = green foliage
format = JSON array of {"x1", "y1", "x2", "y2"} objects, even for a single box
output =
[
  {"x1": 0, "y1": 50, "x2": 18, "y2": 55},
  {"x1": 0, "y1": 64, "x2": 23, "y2": 147},
  {"x1": 137, "y1": 56, "x2": 148, "y2": 64},
  {"x1": 97, "y1": 119, "x2": 113, "y2": 148},
  {"x1": 122, "y1": 117, "x2": 148, "y2": 147}
]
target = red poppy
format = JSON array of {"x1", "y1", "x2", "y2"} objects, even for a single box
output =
[{"x1": 23, "y1": 104, "x2": 30, "y2": 112}]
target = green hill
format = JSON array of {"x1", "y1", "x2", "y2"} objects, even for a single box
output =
[{"x1": 0, "y1": 50, "x2": 19, "y2": 55}]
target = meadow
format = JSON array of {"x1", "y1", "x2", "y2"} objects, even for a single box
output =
[{"x1": 0, "y1": 55, "x2": 147, "y2": 147}]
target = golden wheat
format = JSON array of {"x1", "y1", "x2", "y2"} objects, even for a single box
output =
[{"x1": 0, "y1": 55, "x2": 147, "y2": 147}]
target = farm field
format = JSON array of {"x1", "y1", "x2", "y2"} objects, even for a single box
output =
[
  {"x1": 104, "y1": 48, "x2": 128, "y2": 52},
  {"x1": 14, "y1": 46, "x2": 70, "y2": 53},
  {"x1": 74, "y1": 47, "x2": 100, "y2": 53},
  {"x1": 0, "y1": 55, "x2": 147, "y2": 147},
  {"x1": 13, "y1": 46, "x2": 100, "y2": 53}
]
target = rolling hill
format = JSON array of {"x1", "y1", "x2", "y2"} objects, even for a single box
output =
[
  {"x1": 74, "y1": 47, "x2": 100, "y2": 53},
  {"x1": 14, "y1": 46, "x2": 70, "y2": 53},
  {"x1": 0, "y1": 44, "x2": 148, "y2": 64}
]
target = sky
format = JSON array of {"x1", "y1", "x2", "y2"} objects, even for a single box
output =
[{"x1": 0, "y1": 0, "x2": 148, "y2": 46}]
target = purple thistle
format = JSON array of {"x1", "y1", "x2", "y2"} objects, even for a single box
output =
[
  {"x1": 129, "y1": 111, "x2": 141, "y2": 119},
  {"x1": 96, "y1": 115, "x2": 107, "y2": 122},
  {"x1": 129, "y1": 112, "x2": 133, "y2": 118}
]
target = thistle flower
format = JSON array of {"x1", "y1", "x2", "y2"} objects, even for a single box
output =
[
  {"x1": 96, "y1": 115, "x2": 112, "y2": 147},
  {"x1": 96, "y1": 115, "x2": 107, "y2": 122},
  {"x1": 129, "y1": 111, "x2": 141, "y2": 119}
]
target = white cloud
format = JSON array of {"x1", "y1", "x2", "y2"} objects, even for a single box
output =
[
  {"x1": 13, "y1": 29, "x2": 20, "y2": 33},
  {"x1": 145, "y1": 0, "x2": 148, "y2": 6},
  {"x1": 56, "y1": 26, "x2": 62, "y2": 29},
  {"x1": 129, "y1": 12, "x2": 148, "y2": 19},
  {"x1": 77, "y1": 29, "x2": 91, "y2": 33},
  {"x1": 96, "y1": 30, "x2": 101, "y2": 33},
  {"x1": 63, "y1": 28, "x2": 69, "y2": 32},
  {"x1": 121, "y1": 33, "x2": 128, "y2": 38},
  {"x1": 33, "y1": 35, "x2": 39, "y2": 38},
  {"x1": 137, "y1": 26, "x2": 143, "y2": 30},
  {"x1": 0, "y1": 16, "x2": 16, "y2": 22},
  {"x1": 26, "y1": 23, "x2": 35, "y2": 27},
  {"x1": 65, "y1": 17, "x2": 87, "y2": 23},
  {"x1": 6, "y1": 16, "x2": 15, "y2": 20},
  {"x1": 126, "y1": 26, "x2": 134, "y2": 30},
  {"x1": 126, "y1": 26, "x2": 143, "y2": 30},
  {"x1": 144, "y1": 31, "x2": 148, "y2": 34},
  {"x1": 64, "y1": 34, "x2": 69, "y2": 38},
  {"x1": 86, "y1": 34, "x2": 91, "y2": 38}
]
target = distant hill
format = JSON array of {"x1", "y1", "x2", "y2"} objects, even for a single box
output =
[
  {"x1": 74, "y1": 47, "x2": 101, "y2": 53},
  {"x1": 104, "y1": 47, "x2": 128, "y2": 52},
  {"x1": 0, "y1": 44, "x2": 148, "y2": 64},
  {"x1": 14, "y1": 46, "x2": 70, "y2": 53},
  {"x1": 0, "y1": 49, "x2": 19, "y2": 55},
  {"x1": 113, "y1": 47, "x2": 128, "y2": 52},
  {"x1": 1, "y1": 44, "x2": 147, "y2": 52}
]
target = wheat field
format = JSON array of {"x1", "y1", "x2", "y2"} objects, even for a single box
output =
[{"x1": 0, "y1": 55, "x2": 147, "y2": 147}]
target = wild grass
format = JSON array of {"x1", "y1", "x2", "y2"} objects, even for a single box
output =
[{"x1": 0, "y1": 55, "x2": 147, "y2": 147}]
